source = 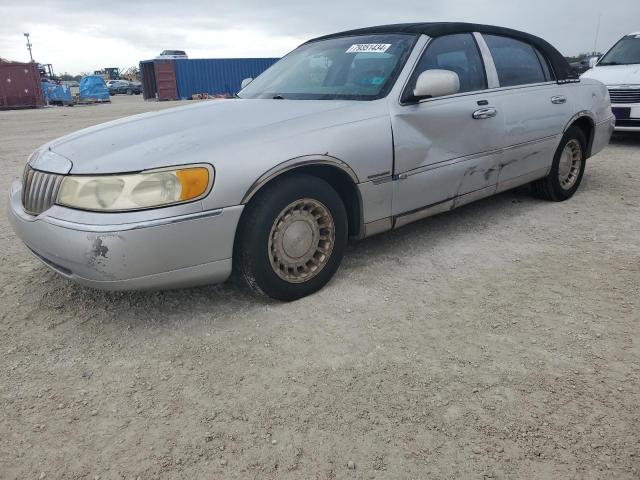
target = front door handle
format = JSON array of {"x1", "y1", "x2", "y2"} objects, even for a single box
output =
[
  {"x1": 551, "y1": 95, "x2": 567, "y2": 104},
  {"x1": 472, "y1": 107, "x2": 498, "y2": 120}
]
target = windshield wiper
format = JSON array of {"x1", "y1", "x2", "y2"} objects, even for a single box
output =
[
  {"x1": 599, "y1": 62, "x2": 637, "y2": 66},
  {"x1": 272, "y1": 94, "x2": 286, "y2": 100}
]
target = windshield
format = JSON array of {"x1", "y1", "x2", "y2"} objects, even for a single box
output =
[
  {"x1": 238, "y1": 34, "x2": 417, "y2": 100},
  {"x1": 600, "y1": 35, "x2": 640, "y2": 66}
]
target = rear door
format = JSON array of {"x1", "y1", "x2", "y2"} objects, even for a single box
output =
[
  {"x1": 389, "y1": 33, "x2": 505, "y2": 216},
  {"x1": 480, "y1": 34, "x2": 573, "y2": 189}
]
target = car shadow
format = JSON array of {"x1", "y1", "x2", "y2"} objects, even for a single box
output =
[
  {"x1": 610, "y1": 132, "x2": 640, "y2": 146},
  {"x1": 31, "y1": 185, "x2": 540, "y2": 324},
  {"x1": 345, "y1": 185, "x2": 535, "y2": 263}
]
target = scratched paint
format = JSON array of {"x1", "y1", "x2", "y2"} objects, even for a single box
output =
[{"x1": 85, "y1": 234, "x2": 122, "y2": 279}]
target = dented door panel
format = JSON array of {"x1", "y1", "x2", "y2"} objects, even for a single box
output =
[
  {"x1": 497, "y1": 83, "x2": 572, "y2": 183},
  {"x1": 390, "y1": 92, "x2": 505, "y2": 215},
  {"x1": 393, "y1": 150, "x2": 501, "y2": 215}
]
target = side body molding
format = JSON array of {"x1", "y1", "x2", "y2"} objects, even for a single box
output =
[{"x1": 241, "y1": 155, "x2": 360, "y2": 204}]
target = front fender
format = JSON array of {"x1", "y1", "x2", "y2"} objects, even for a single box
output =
[{"x1": 200, "y1": 109, "x2": 394, "y2": 212}]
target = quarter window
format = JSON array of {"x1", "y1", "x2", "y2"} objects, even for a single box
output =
[
  {"x1": 483, "y1": 35, "x2": 548, "y2": 87},
  {"x1": 403, "y1": 33, "x2": 487, "y2": 102}
]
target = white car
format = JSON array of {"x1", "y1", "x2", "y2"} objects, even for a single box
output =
[
  {"x1": 582, "y1": 32, "x2": 640, "y2": 131},
  {"x1": 155, "y1": 50, "x2": 188, "y2": 60}
]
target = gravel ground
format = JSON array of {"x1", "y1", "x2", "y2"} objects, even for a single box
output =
[{"x1": 1, "y1": 96, "x2": 639, "y2": 479}]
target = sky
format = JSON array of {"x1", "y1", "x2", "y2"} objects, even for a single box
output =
[{"x1": 1, "y1": 0, "x2": 639, "y2": 74}]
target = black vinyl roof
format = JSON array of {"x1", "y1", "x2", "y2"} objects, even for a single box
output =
[{"x1": 308, "y1": 22, "x2": 577, "y2": 82}]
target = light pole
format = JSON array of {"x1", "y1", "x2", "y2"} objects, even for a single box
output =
[
  {"x1": 592, "y1": 14, "x2": 602, "y2": 55},
  {"x1": 24, "y1": 33, "x2": 33, "y2": 62}
]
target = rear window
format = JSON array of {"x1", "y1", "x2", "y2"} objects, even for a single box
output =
[{"x1": 483, "y1": 35, "x2": 548, "y2": 87}]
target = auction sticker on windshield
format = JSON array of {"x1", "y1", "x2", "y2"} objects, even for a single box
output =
[{"x1": 346, "y1": 44, "x2": 392, "y2": 53}]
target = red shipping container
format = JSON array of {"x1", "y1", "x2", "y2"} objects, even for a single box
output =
[{"x1": 0, "y1": 61, "x2": 43, "y2": 110}]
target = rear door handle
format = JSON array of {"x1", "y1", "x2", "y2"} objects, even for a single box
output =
[
  {"x1": 472, "y1": 107, "x2": 498, "y2": 120},
  {"x1": 551, "y1": 96, "x2": 567, "y2": 104}
]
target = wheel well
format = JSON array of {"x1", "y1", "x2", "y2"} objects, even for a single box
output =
[
  {"x1": 244, "y1": 165, "x2": 363, "y2": 239},
  {"x1": 570, "y1": 116, "x2": 595, "y2": 157}
]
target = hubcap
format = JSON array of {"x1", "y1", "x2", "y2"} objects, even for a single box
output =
[
  {"x1": 268, "y1": 199, "x2": 335, "y2": 284},
  {"x1": 558, "y1": 139, "x2": 583, "y2": 190}
]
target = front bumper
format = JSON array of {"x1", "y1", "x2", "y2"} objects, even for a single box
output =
[
  {"x1": 614, "y1": 123, "x2": 640, "y2": 132},
  {"x1": 612, "y1": 103, "x2": 640, "y2": 132},
  {"x1": 8, "y1": 178, "x2": 243, "y2": 291}
]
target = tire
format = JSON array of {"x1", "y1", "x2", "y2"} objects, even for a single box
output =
[
  {"x1": 531, "y1": 126, "x2": 587, "y2": 201},
  {"x1": 233, "y1": 174, "x2": 348, "y2": 301}
]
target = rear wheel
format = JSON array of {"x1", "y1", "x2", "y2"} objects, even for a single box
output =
[
  {"x1": 234, "y1": 174, "x2": 348, "y2": 301},
  {"x1": 532, "y1": 126, "x2": 587, "y2": 201}
]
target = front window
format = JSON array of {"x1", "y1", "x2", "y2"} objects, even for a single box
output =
[
  {"x1": 402, "y1": 33, "x2": 487, "y2": 102},
  {"x1": 238, "y1": 34, "x2": 417, "y2": 100},
  {"x1": 600, "y1": 35, "x2": 640, "y2": 66}
]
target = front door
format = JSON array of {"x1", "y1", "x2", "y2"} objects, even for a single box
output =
[{"x1": 390, "y1": 33, "x2": 505, "y2": 216}]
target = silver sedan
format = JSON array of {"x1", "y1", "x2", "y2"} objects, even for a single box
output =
[{"x1": 8, "y1": 23, "x2": 614, "y2": 300}]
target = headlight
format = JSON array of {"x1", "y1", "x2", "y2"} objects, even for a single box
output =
[{"x1": 57, "y1": 165, "x2": 213, "y2": 211}]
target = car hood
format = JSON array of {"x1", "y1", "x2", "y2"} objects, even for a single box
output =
[
  {"x1": 581, "y1": 64, "x2": 640, "y2": 86},
  {"x1": 36, "y1": 99, "x2": 367, "y2": 174}
]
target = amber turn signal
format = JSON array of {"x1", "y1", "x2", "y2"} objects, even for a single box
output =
[{"x1": 176, "y1": 167, "x2": 210, "y2": 201}]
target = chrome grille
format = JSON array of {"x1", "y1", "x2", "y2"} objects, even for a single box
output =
[
  {"x1": 22, "y1": 166, "x2": 63, "y2": 215},
  {"x1": 608, "y1": 88, "x2": 640, "y2": 104}
]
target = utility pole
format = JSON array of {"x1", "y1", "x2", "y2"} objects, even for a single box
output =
[
  {"x1": 593, "y1": 14, "x2": 602, "y2": 55},
  {"x1": 24, "y1": 33, "x2": 33, "y2": 62}
]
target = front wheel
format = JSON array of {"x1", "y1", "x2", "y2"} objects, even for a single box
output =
[
  {"x1": 233, "y1": 174, "x2": 348, "y2": 301},
  {"x1": 531, "y1": 126, "x2": 587, "y2": 201}
]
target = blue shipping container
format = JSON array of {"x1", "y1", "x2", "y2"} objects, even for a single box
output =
[{"x1": 173, "y1": 58, "x2": 279, "y2": 99}]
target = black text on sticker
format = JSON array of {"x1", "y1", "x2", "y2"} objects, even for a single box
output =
[{"x1": 346, "y1": 44, "x2": 392, "y2": 53}]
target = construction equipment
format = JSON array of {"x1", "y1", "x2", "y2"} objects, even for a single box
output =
[
  {"x1": 94, "y1": 67, "x2": 120, "y2": 81},
  {"x1": 119, "y1": 66, "x2": 140, "y2": 81},
  {"x1": 38, "y1": 64, "x2": 57, "y2": 82}
]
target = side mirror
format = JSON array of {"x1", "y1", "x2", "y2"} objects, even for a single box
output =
[
  {"x1": 588, "y1": 56, "x2": 600, "y2": 68},
  {"x1": 413, "y1": 69, "x2": 460, "y2": 100},
  {"x1": 240, "y1": 77, "x2": 253, "y2": 89}
]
